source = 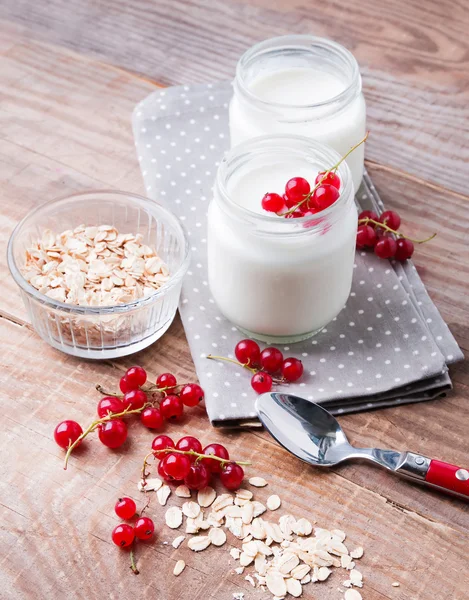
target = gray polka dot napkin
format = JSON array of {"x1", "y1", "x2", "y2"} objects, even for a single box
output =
[{"x1": 132, "y1": 82, "x2": 463, "y2": 427}]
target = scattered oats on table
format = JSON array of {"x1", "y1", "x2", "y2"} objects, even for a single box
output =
[
  {"x1": 173, "y1": 560, "x2": 186, "y2": 576},
  {"x1": 23, "y1": 225, "x2": 170, "y2": 306},
  {"x1": 161, "y1": 478, "x2": 372, "y2": 599}
]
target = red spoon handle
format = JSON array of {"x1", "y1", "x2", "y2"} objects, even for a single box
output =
[{"x1": 425, "y1": 460, "x2": 469, "y2": 497}]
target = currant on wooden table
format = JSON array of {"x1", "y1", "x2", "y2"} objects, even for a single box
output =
[
  {"x1": 145, "y1": 434, "x2": 250, "y2": 492},
  {"x1": 53, "y1": 366, "x2": 205, "y2": 468}
]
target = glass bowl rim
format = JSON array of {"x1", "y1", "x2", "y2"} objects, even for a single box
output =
[{"x1": 7, "y1": 189, "x2": 191, "y2": 315}]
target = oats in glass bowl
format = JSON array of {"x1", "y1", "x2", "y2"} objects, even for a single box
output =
[
  {"x1": 24, "y1": 224, "x2": 170, "y2": 306},
  {"x1": 8, "y1": 191, "x2": 190, "y2": 359}
]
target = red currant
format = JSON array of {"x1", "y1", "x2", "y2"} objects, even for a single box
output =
[
  {"x1": 260, "y1": 347, "x2": 283, "y2": 373},
  {"x1": 140, "y1": 407, "x2": 164, "y2": 430},
  {"x1": 395, "y1": 238, "x2": 414, "y2": 261},
  {"x1": 125, "y1": 366, "x2": 147, "y2": 387},
  {"x1": 261, "y1": 193, "x2": 284, "y2": 213},
  {"x1": 302, "y1": 207, "x2": 320, "y2": 216},
  {"x1": 98, "y1": 419, "x2": 127, "y2": 448},
  {"x1": 152, "y1": 435, "x2": 175, "y2": 455},
  {"x1": 282, "y1": 358, "x2": 303, "y2": 382},
  {"x1": 358, "y1": 210, "x2": 379, "y2": 224},
  {"x1": 122, "y1": 389, "x2": 147, "y2": 411},
  {"x1": 156, "y1": 372, "x2": 177, "y2": 391},
  {"x1": 201, "y1": 443, "x2": 230, "y2": 474},
  {"x1": 356, "y1": 224, "x2": 377, "y2": 248},
  {"x1": 54, "y1": 420, "x2": 83, "y2": 449},
  {"x1": 312, "y1": 184, "x2": 340, "y2": 211},
  {"x1": 251, "y1": 372, "x2": 273, "y2": 394},
  {"x1": 176, "y1": 436, "x2": 203, "y2": 455},
  {"x1": 283, "y1": 193, "x2": 298, "y2": 209},
  {"x1": 315, "y1": 171, "x2": 341, "y2": 189},
  {"x1": 115, "y1": 497, "x2": 136, "y2": 520},
  {"x1": 163, "y1": 453, "x2": 192, "y2": 480},
  {"x1": 374, "y1": 237, "x2": 397, "y2": 259},
  {"x1": 158, "y1": 455, "x2": 178, "y2": 481},
  {"x1": 379, "y1": 210, "x2": 401, "y2": 230},
  {"x1": 285, "y1": 177, "x2": 311, "y2": 204},
  {"x1": 179, "y1": 383, "x2": 204, "y2": 407},
  {"x1": 160, "y1": 395, "x2": 184, "y2": 420},
  {"x1": 97, "y1": 396, "x2": 124, "y2": 419},
  {"x1": 285, "y1": 210, "x2": 304, "y2": 219},
  {"x1": 220, "y1": 462, "x2": 244, "y2": 491},
  {"x1": 134, "y1": 516, "x2": 155, "y2": 541},
  {"x1": 235, "y1": 339, "x2": 260, "y2": 367},
  {"x1": 112, "y1": 523, "x2": 134, "y2": 548},
  {"x1": 119, "y1": 375, "x2": 138, "y2": 394},
  {"x1": 184, "y1": 463, "x2": 210, "y2": 490}
]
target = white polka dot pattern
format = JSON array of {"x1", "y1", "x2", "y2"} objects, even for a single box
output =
[{"x1": 133, "y1": 82, "x2": 463, "y2": 426}]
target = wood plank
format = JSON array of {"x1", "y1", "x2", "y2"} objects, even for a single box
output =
[
  {"x1": 0, "y1": 319, "x2": 468, "y2": 599},
  {"x1": 1, "y1": 0, "x2": 469, "y2": 193},
  {"x1": 0, "y1": 34, "x2": 153, "y2": 321}
]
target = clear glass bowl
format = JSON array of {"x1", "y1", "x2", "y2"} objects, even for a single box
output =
[{"x1": 7, "y1": 190, "x2": 190, "y2": 359}]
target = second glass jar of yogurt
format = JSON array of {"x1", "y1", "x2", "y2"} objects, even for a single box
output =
[
  {"x1": 207, "y1": 135, "x2": 357, "y2": 343},
  {"x1": 229, "y1": 35, "x2": 366, "y2": 192}
]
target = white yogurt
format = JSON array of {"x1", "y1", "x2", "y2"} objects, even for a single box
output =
[
  {"x1": 208, "y1": 136, "x2": 357, "y2": 343},
  {"x1": 229, "y1": 36, "x2": 367, "y2": 192}
]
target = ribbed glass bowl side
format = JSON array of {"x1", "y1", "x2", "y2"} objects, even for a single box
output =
[{"x1": 7, "y1": 191, "x2": 190, "y2": 359}]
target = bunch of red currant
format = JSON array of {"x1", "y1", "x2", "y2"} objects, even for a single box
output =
[
  {"x1": 260, "y1": 133, "x2": 369, "y2": 219},
  {"x1": 53, "y1": 366, "x2": 205, "y2": 468},
  {"x1": 149, "y1": 435, "x2": 248, "y2": 491},
  {"x1": 356, "y1": 210, "x2": 435, "y2": 260},
  {"x1": 112, "y1": 497, "x2": 154, "y2": 548},
  {"x1": 207, "y1": 339, "x2": 304, "y2": 394},
  {"x1": 261, "y1": 171, "x2": 341, "y2": 219}
]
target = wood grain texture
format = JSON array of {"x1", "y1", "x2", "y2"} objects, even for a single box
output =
[
  {"x1": 0, "y1": 11, "x2": 469, "y2": 600},
  {"x1": 1, "y1": 0, "x2": 469, "y2": 194},
  {"x1": 1, "y1": 319, "x2": 469, "y2": 600}
]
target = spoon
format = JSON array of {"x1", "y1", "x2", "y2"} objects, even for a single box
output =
[{"x1": 256, "y1": 392, "x2": 469, "y2": 500}]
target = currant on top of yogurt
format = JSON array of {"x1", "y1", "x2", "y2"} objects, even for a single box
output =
[{"x1": 260, "y1": 133, "x2": 368, "y2": 218}]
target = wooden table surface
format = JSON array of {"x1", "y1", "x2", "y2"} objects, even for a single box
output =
[{"x1": 1, "y1": 2, "x2": 468, "y2": 599}]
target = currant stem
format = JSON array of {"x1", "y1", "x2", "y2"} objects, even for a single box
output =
[
  {"x1": 153, "y1": 447, "x2": 252, "y2": 467},
  {"x1": 129, "y1": 547, "x2": 139, "y2": 575},
  {"x1": 282, "y1": 131, "x2": 370, "y2": 216},
  {"x1": 95, "y1": 384, "x2": 123, "y2": 398},
  {"x1": 141, "y1": 451, "x2": 154, "y2": 481},
  {"x1": 206, "y1": 354, "x2": 286, "y2": 384},
  {"x1": 358, "y1": 218, "x2": 437, "y2": 244},
  {"x1": 144, "y1": 382, "x2": 193, "y2": 393},
  {"x1": 206, "y1": 354, "x2": 256, "y2": 374},
  {"x1": 63, "y1": 405, "x2": 150, "y2": 470}
]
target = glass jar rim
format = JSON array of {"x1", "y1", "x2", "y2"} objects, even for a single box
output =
[
  {"x1": 215, "y1": 134, "x2": 354, "y2": 236},
  {"x1": 234, "y1": 34, "x2": 361, "y2": 114},
  {"x1": 7, "y1": 190, "x2": 191, "y2": 314}
]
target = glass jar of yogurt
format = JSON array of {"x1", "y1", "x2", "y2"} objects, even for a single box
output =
[
  {"x1": 207, "y1": 135, "x2": 357, "y2": 343},
  {"x1": 229, "y1": 35, "x2": 366, "y2": 192}
]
